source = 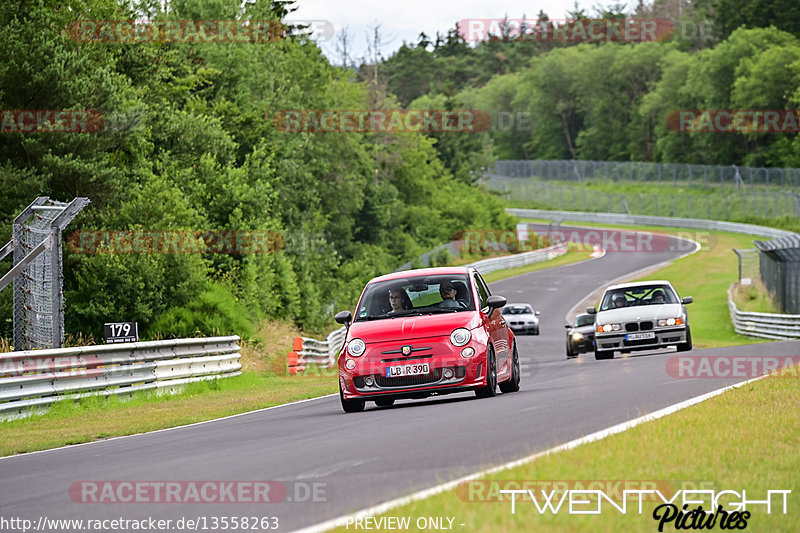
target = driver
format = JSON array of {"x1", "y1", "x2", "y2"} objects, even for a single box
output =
[
  {"x1": 652, "y1": 290, "x2": 666, "y2": 303},
  {"x1": 439, "y1": 282, "x2": 465, "y2": 308}
]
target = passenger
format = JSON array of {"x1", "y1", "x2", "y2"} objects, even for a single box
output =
[
  {"x1": 612, "y1": 294, "x2": 627, "y2": 308},
  {"x1": 388, "y1": 289, "x2": 409, "y2": 314}
]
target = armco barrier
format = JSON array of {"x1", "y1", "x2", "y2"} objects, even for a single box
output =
[
  {"x1": 0, "y1": 336, "x2": 241, "y2": 419},
  {"x1": 288, "y1": 242, "x2": 569, "y2": 370},
  {"x1": 728, "y1": 285, "x2": 800, "y2": 340},
  {"x1": 505, "y1": 208, "x2": 796, "y2": 239}
]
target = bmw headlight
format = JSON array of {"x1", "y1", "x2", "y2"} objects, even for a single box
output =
[
  {"x1": 657, "y1": 317, "x2": 683, "y2": 327},
  {"x1": 571, "y1": 332, "x2": 584, "y2": 341},
  {"x1": 347, "y1": 338, "x2": 366, "y2": 357},
  {"x1": 599, "y1": 323, "x2": 621, "y2": 333},
  {"x1": 450, "y1": 328, "x2": 471, "y2": 347}
]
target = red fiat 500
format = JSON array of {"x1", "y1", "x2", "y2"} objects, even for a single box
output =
[{"x1": 335, "y1": 267, "x2": 520, "y2": 413}]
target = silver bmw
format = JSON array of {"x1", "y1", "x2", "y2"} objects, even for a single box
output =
[{"x1": 587, "y1": 280, "x2": 692, "y2": 360}]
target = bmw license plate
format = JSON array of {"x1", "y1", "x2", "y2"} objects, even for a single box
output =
[
  {"x1": 386, "y1": 363, "x2": 430, "y2": 377},
  {"x1": 626, "y1": 332, "x2": 655, "y2": 341}
]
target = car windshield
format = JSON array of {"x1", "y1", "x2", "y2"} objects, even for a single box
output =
[
  {"x1": 574, "y1": 314, "x2": 595, "y2": 327},
  {"x1": 354, "y1": 274, "x2": 475, "y2": 321},
  {"x1": 599, "y1": 284, "x2": 677, "y2": 311},
  {"x1": 501, "y1": 305, "x2": 533, "y2": 315}
]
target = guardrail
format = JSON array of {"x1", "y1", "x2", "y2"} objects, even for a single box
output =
[
  {"x1": 0, "y1": 336, "x2": 241, "y2": 419},
  {"x1": 506, "y1": 208, "x2": 796, "y2": 240},
  {"x1": 288, "y1": 242, "x2": 569, "y2": 370},
  {"x1": 728, "y1": 285, "x2": 800, "y2": 340}
]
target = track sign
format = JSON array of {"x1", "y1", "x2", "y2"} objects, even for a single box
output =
[{"x1": 104, "y1": 322, "x2": 139, "y2": 343}]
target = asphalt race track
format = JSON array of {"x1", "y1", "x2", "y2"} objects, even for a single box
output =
[{"x1": 2, "y1": 226, "x2": 798, "y2": 532}]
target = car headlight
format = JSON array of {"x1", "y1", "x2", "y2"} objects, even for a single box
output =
[
  {"x1": 347, "y1": 338, "x2": 366, "y2": 357},
  {"x1": 450, "y1": 328, "x2": 471, "y2": 347},
  {"x1": 657, "y1": 317, "x2": 683, "y2": 326},
  {"x1": 571, "y1": 332, "x2": 584, "y2": 341},
  {"x1": 598, "y1": 323, "x2": 621, "y2": 333}
]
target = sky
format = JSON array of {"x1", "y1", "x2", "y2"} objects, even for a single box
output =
[{"x1": 290, "y1": 0, "x2": 595, "y2": 63}]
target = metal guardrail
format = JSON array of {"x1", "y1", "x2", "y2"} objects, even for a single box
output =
[
  {"x1": 0, "y1": 336, "x2": 241, "y2": 419},
  {"x1": 290, "y1": 242, "x2": 569, "y2": 369},
  {"x1": 506, "y1": 208, "x2": 796, "y2": 240},
  {"x1": 728, "y1": 285, "x2": 800, "y2": 340}
]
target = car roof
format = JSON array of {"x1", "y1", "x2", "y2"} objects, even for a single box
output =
[
  {"x1": 605, "y1": 280, "x2": 675, "y2": 291},
  {"x1": 505, "y1": 303, "x2": 533, "y2": 309},
  {"x1": 368, "y1": 266, "x2": 474, "y2": 284}
]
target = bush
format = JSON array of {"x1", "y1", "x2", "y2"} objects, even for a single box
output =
[{"x1": 146, "y1": 284, "x2": 254, "y2": 339}]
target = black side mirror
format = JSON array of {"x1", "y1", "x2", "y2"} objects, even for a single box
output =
[
  {"x1": 487, "y1": 295, "x2": 507, "y2": 311},
  {"x1": 335, "y1": 310, "x2": 352, "y2": 327},
  {"x1": 682, "y1": 297, "x2": 693, "y2": 305},
  {"x1": 564, "y1": 324, "x2": 571, "y2": 329},
  {"x1": 586, "y1": 306, "x2": 597, "y2": 314}
]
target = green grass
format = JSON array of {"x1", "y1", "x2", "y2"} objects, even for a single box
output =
[
  {"x1": 0, "y1": 373, "x2": 338, "y2": 457},
  {"x1": 731, "y1": 281, "x2": 781, "y2": 314},
  {"x1": 331, "y1": 368, "x2": 800, "y2": 532},
  {"x1": 495, "y1": 177, "x2": 800, "y2": 233}
]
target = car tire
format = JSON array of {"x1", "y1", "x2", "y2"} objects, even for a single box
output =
[
  {"x1": 475, "y1": 346, "x2": 498, "y2": 398},
  {"x1": 532, "y1": 326, "x2": 539, "y2": 336},
  {"x1": 677, "y1": 328, "x2": 692, "y2": 352},
  {"x1": 375, "y1": 398, "x2": 395, "y2": 407},
  {"x1": 499, "y1": 344, "x2": 520, "y2": 393},
  {"x1": 340, "y1": 383, "x2": 365, "y2": 413},
  {"x1": 594, "y1": 348, "x2": 614, "y2": 360},
  {"x1": 566, "y1": 340, "x2": 576, "y2": 358}
]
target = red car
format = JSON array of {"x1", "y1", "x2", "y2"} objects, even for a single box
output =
[{"x1": 334, "y1": 267, "x2": 520, "y2": 413}]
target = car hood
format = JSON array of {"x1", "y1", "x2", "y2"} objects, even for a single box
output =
[
  {"x1": 570, "y1": 324, "x2": 596, "y2": 335},
  {"x1": 596, "y1": 304, "x2": 683, "y2": 323},
  {"x1": 349, "y1": 312, "x2": 480, "y2": 342}
]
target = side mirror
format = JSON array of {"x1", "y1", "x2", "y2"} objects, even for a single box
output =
[
  {"x1": 586, "y1": 307, "x2": 597, "y2": 314},
  {"x1": 335, "y1": 310, "x2": 352, "y2": 327},
  {"x1": 487, "y1": 295, "x2": 507, "y2": 311},
  {"x1": 682, "y1": 297, "x2": 693, "y2": 305},
  {"x1": 535, "y1": 310, "x2": 541, "y2": 316},
  {"x1": 564, "y1": 324, "x2": 571, "y2": 329}
]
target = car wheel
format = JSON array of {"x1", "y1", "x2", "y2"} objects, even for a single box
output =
[
  {"x1": 475, "y1": 346, "x2": 498, "y2": 398},
  {"x1": 499, "y1": 343, "x2": 520, "y2": 393},
  {"x1": 566, "y1": 340, "x2": 576, "y2": 358},
  {"x1": 340, "y1": 383, "x2": 365, "y2": 413},
  {"x1": 533, "y1": 326, "x2": 539, "y2": 336},
  {"x1": 594, "y1": 348, "x2": 614, "y2": 360},
  {"x1": 375, "y1": 398, "x2": 395, "y2": 407},
  {"x1": 677, "y1": 328, "x2": 692, "y2": 352}
]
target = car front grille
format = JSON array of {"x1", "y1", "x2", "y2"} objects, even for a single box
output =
[
  {"x1": 640, "y1": 321, "x2": 653, "y2": 330},
  {"x1": 626, "y1": 321, "x2": 654, "y2": 332},
  {"x1": 625, "y1": 323, "x2": 639, "y2": 332}
]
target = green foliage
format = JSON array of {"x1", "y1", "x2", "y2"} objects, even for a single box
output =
[{"x1": 147, "y1": 284, "x2": 254, "y2": 339}]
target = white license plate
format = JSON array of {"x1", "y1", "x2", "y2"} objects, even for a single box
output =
[
  {"x1": 385, "y1": 363, "x2": 430, "y2": 377},
  {"x1": 626, "y1": 332, "x2": 655, "y2": 341}
]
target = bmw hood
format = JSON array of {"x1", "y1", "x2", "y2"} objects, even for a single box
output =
[{"x1": 596, "y1": 304, "x2": 683, "y2": 323}]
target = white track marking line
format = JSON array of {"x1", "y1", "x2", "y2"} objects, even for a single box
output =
[
  {"x1": 293, "y1": 375, "x2": 763, "y2": 533},
  {"x1": 0, "y1": 393, "x2": 338, "y2": 461}
]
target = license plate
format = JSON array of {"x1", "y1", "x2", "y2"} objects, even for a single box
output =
[
  {"x1": 385, "y1": 363, "x2": 430, "y2": 377},
  {"x1": 626, "y1": 332, "x2": 655, "y2": 341}
]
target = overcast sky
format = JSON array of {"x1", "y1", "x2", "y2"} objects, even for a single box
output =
[{"x1": 290, "y1": 0, "x2": 595, "y2": 62}]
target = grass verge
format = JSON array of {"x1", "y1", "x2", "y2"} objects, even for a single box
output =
[
  {"x1": 482, "y1": 242, "x2": 594, "y2": 283},
  {"x1": 330, "y1": 368, "x2": 800, "y2": 532}
]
